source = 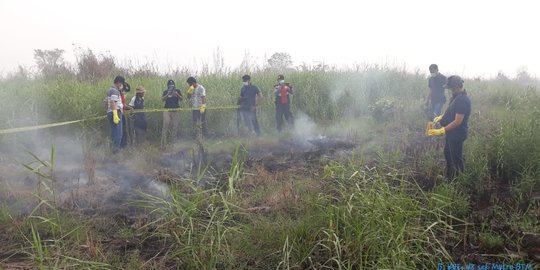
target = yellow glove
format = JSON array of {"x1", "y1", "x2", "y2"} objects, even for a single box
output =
[
  {"x1": 112, "y1": 110, "x2": 120, "y2": 124},
  {"x1": 433, "y1": 115, "x2": 443, "y2": 123},
  {"x1": 200, "y1": 104, "x2": 206, "y2": 113},
  {"x1": 427, "y1": 127, "x2": 445, "y2": 137},
  {"x1": 187, "y1": 86, "x2": 194, "y2": 95}
]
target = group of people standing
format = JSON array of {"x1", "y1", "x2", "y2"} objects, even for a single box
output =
[
  {"x1": 106, "y1": 76, "x2": 206, "y2": 152},
  {"x1": 237, "y1": 74, "x2": 294, "y2": 136},
  {"x1": 105, "y1": 67, "x2": 471, "y2": 179},
  {"x1": 160, "y1": 77, "x2": 207, "y2": 146},
  {"x1": 105, "y1": 74, "x2": 295, "y2": 152}
]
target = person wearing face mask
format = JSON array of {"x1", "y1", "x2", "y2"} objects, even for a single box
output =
[
  {"x1": 238, "y1": 74, "x2": 263, "y2": 136},
  {"x1": 425, "y1": 64, "x2": 447, "y2": 119},
  {"x1": 161, "y1": 79, "x2": 183, "y2": 147},
  {"x1": 129, "y1": 86, "x2": 147, "y2": 144},
  {"x1": 274, "y1": 74, "x2": 294, "y2": 132},
  {"x1": 427, "y1": 75, "x2": 471, "y2": 178}
]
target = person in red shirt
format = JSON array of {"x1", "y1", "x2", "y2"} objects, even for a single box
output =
[
  {"x1": 274, "y1": 74, "x2": 294, "y2": 132},
  {"x1": 120, "y1": 82, "x2": 132, "y2": 148}
]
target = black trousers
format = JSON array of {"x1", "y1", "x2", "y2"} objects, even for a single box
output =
[
  {"x1": 276, "y1": 104, "x2": 293, "y2": 132},
  {"x1": 241, "y1": 109, "x2": 261, "y2": 135},
  {"x1": 192, "y1": 110, "x2": 207, "y2": 137},
  {"x1": 444, "y1": 135, "x2": 465, "y2": 178},
  {"x1": 120, "y1": 114, "x2": 128, "y2": 148}
]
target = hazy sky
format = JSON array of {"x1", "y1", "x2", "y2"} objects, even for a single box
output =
[{"x1": 1, "y1": 0, "x2": 539, "y2": 78}]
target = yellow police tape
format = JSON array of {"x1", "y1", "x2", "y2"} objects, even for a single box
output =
[{"x1": 0, "y1": 105, "x2": 240, "y2": 135}]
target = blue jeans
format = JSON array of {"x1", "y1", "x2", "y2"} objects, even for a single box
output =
[
  {"x1": 192, "y1": 110, "x2": 207, "y2": 138},
  {"x1": 108, "y1": 110, "x2": 123, "y2": 151},
  {"x1": 241, "y1": 109, "x2": 261, "y2": 135},
  {"x1": 431, "y1": 102, "x2": 444, "y2": 118}
]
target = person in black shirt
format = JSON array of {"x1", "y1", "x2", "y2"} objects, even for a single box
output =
[
  {"x1": 426, "y1": 64, "x2": 447, "y2": 119},
  {"x1": 428, "y1": 75, "x2": 471, "y2": 178},
  {"x1": 238, "y1": 74, "x2": 263, "y2": 136},
  {"x1": 161, "y1": 79, "x2": 183, "y2": 146},
  {"x1": 129, "y1": 86, "x2": 147, "y2": 144}
]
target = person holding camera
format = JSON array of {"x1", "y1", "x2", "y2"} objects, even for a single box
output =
[
  {"x1": 274, "y1": 74, "x2": 294, "y2": 132},
  {"x1": 161, "y1": 79, "x2": 182, "y2": 146}
]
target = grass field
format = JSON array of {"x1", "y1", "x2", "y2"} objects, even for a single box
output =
[{"x1": 0, "y1": 66, "x2": 538, "y2": 269}]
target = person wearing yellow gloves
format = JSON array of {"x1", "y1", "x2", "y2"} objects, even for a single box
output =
[
  {"x1": 427, "y1": 75, "x2": 471, "y2": 177},
  {"x1": 186, "y1": 77, "x2": 207, "y2": 138},
  {"x1": 106, "y1": 76, "x2": 125, "y2": 153}
]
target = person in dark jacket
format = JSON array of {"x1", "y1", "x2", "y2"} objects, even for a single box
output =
[
  {"x1": 129, "y1": 86, "x2": 147, "y2": 144},
  {"x1": 428, "y1": 75, "x2": 471, "y2": 178},
  {"x1": 238, "y1": 74, "x2": 263, "y2": 136},
  {"x1": 426, "y1": 64, "x2": 447, "y2": 119}
]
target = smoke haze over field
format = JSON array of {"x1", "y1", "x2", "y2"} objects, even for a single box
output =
[{"x1": 0, "y1": 0, "x2": 539, "y2": 78}]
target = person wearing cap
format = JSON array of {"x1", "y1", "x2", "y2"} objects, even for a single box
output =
[
  {"x1": 161, "y1": 79, "x2": 183, "y2": 146},
  {"x1": 426, "y1": 64, "x2": 447, "y2": 119},
  {"x1": 129, "y1": 86, "x2": 147, "y2": 144},
  {"x1": 428, "y1": 75, "x2": 471, "y2": 177},
  {"x1": 274, "y1": 74, "x2": 294, "y2": 132},
  {"x1": 239, "y1": 75, "x2": 263, "y2": 136},
  {"x1": 106, "y1": 76, "x2": 125, "y2": 153},
  {"x1": 186, "y1": 77, "x2": 207, "y2": 137}
]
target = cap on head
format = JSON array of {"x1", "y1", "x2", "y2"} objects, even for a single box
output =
[
  {"x1": 136, "y1": 86, "x2": 145, "y2": 93},
  {"x1": 167, "y1": 79, "x2": 175, "y2": 88},
  {"x1": 429, "y1": 64, "x2": 438, "y2": 73},
  {"x1": 114, "y1": 75, "x2": 125, "y2": 84},
  {"x1": 445, "y1": 75, "x2": 464, "y2": 89},
  {"x1": 277, "y1": 74, "x2": 285, "y2": 80},
  {"x1": 186, "y1": 77, "x2": 197, "y2": 85},
  {"x1": 242, "y1": 74, "x2": 251, "y2": 82}
]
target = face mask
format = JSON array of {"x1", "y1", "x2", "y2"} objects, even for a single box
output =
[
  {"x1": 243, "y1": 82, "x2": 249, "y2": 86},
  {"x1": 430, "y1": 73, "x2": 436, "y2": 77},
  {"x1": 279, "y1": 80, "x2": 285, "y2": 84}
]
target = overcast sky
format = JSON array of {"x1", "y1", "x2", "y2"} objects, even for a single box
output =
[{"x1": 1, "y1": 0, "x2": 539, "y2": 78}]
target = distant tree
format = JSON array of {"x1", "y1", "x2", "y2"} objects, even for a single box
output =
[
  {"x1": 496, "y1": 71, "x2": 509, "y2": 81},
  {"x1": 75, "y1": 48, "x2": 116, "y2": 81},
  {"x1": 238, "y1": 51, "x2": 258, "y2": 73},
  {"x1": 267, "y1": 52, "x2": 292, "y2": 71},
  {"x1": 516, "y1": 66, "x2": 533, "y2": 83},
  {"x1": 33, "y1": 48, "x2": 70, "y2": 77}
]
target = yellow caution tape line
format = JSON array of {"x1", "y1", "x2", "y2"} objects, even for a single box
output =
[
  {"x1": 0, "y1": 120, "x2": 86, "y2": 134},
  {"x1": 126, "y1": 105, "x2": 240, "y2": 114},
  {"x1": 0, "y1": 105, "x2": 241, "y2": 135}
]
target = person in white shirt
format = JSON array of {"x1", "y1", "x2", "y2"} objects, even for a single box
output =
[{"x1": 186, "y1": 77, "x2": 207, "y2": 137}]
